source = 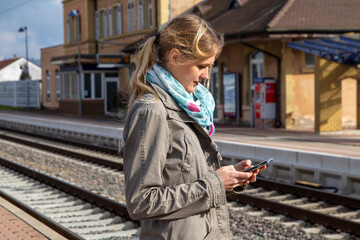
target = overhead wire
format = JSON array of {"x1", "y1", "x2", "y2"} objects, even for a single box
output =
[{"x1": 0, "y1": 0, "x2": 34, "y2": 16}]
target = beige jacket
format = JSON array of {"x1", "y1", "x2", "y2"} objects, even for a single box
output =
[{"x1": 123, "y1": 83, "x2": 235, "y2": 239}]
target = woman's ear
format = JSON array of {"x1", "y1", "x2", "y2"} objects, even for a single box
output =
[{"x1": 167, "y1": 48, "x2": 181, "y2": 66}]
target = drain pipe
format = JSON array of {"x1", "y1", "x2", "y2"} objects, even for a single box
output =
[
  {"x1": 94, "y1": 0, "x2": 98, "y2": 54},
  {"x1": 169, "y1": 0, "x2": 172, "y2": 20},
  {"x1": 238, "y1": 34, "x2": 282, "y2": 127}
]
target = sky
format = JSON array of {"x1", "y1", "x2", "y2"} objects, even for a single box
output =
[{"x1": 0, "y1": 0, "x2": 63, "y2": 61}]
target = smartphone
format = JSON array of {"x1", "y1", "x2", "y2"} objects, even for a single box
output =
[{"x1": 243, "y1": 158, "x2": 274, "y2": 172}]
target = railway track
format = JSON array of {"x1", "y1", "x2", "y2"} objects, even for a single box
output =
[
  {"x1": 0, "y1": 127, "x2": 122, "y2": 170},
  {"x1": 0, "y1": 157, "x2": 139, "y2": 240},
  {"x1": 1, "y1": 127, "x2": 360, "y2": 238},
  {"x1": 229, "y1": 178, "x2": 360, "y2": 237}
]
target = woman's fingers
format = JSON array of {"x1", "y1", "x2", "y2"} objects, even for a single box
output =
[
  {"x1": 234, "y1": 159, "x2": 251, "y2": 171},
  {"x1": 217, "y1": 165, "x2": 254, "y2": 191}
]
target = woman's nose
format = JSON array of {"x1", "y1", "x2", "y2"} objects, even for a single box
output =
[{"x1": 201, "y1": 69, "x2": 209, "y2": 80}]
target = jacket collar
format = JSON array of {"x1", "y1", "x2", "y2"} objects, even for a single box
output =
[
  {"x1": 149, "y1": 82, "x2": 215, "y2": 142},
  {"x1": 149, "y1": 82, "x2": 182, "y2": 112}
]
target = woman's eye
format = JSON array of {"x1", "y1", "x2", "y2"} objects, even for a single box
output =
[{"x1": 198, "y1": 65, "x2": 206, "y2": 70}]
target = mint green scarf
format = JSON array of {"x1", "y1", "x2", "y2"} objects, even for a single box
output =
[{"x1": 147, "y1": 64, "x2": 215, "y2": 136}]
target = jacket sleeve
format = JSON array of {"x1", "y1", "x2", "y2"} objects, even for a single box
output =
[{"x1": 123, "y1": 105, "x2": 227, "y2": 221}]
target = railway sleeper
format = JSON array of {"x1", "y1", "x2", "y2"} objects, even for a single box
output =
[
  {"x1": 61, "y1": 216, "x2": 123, "y2": 228},
  {"x1": 41, "y1": 203, "x2": 92, "y2": 214},
  {"x1": 73, "y1": 221, "x2": 135, "y2": 235},
  {"x1": 296, "y1": 201, "x2": 325, "y2": 209}
]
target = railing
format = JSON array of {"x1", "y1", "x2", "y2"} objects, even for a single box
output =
[{"x1": 0, "y1": 80, "x2": 40, "y2": 108}]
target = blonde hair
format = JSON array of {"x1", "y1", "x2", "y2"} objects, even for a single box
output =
[{"x1": 129, "y1": 14, "x2": 224, "y2": 107}]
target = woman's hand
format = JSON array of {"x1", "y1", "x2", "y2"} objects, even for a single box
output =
[
  {"x1": 216, "y1": 165, "x2": 253, "y2": 191},
  {"x1": 234, "y1": 159, "x2": 267, "y2": 183}
]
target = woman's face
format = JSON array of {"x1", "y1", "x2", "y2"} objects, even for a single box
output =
[{"x1": 166, "y1": 50, "x2": 215, "y2": 93}]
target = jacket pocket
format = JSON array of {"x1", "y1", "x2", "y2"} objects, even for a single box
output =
[
  {"x1": 203, "y1": 228, "x2": 214, "y2": 240},
  {"x1": 181, "y1": 134, "x2": 192, "y2": 173}
]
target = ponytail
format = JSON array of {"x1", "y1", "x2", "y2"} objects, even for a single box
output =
[
  {"x1": 128, "y1": 36, "x2": 158, "y2": 108},
  {"x1": 128, "y1": 14, "x2": 223, "y2": 108}
]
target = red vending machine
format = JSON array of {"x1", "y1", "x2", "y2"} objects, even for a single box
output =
[{"x1": 253, "y1": 78, "x2": 276, "y2": 128}]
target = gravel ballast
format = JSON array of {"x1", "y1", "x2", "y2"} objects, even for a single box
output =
[{"x1": 0, "y1": 138, "x2": 357, "y2": 240}]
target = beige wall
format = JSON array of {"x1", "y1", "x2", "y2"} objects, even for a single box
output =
[
  {"x1": 342, "y1": 78, "x2": 357, "y2": 129},
  {"x1": 291, "y1": 74, "x2": 315, "y2": 129},
  {"x1": 218, "y1": 41, "x2": 359, "y2": 132},
  {"x1": 218, "y1": 40, "x2": 284, "y2": 126},
  {"x1": 158, "y1": 0, "x2": 202, "y2": 26},
  {"x1": 63, "y1": 0, "x2": 95, "y2": 55},
  {"x1": 41, "y1": 45, "x2": 64, "y2": 110},
  {"x1": 283, "y1": 44, "x2": 316, "y2": 129},
  {"x1": 315, "y1": 58, "x2": 360, "y2": 132}
]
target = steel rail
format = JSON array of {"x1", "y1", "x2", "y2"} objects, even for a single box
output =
[
  {"x1": 0, "y1": 157, "x2": 130, "y2": 219},
  {"x1": 228, "y1": 193, "x2": 360, "y2": 236},
  {"x1": 3, "y1": 126, "x2": 360, "y2": 235},
  {"x1": 229, "y1": 178, "x2": 360, "y2": 236},
  {"x1": 0, "y1": 190, "x2": 84, "y2": 240},
  {"x1": 0, "y1": 133, "x2": 122, "y2": 171},
  {"x1": 0, "y1": 126, "x2": 118, "y2": 155},
  {"x1": 254, "y1": 178, "x2": 360, "y2": 209}
]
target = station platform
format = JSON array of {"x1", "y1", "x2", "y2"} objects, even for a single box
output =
[
  {"x1": 0, "y1": 196, "x2": 66, "y2": 240},
  {"x1": 1, "y1": 109, "x2": 360, "y2": 197},
  {"x1": 1, "y1": 109, "x2": 359, "y2": 158}
]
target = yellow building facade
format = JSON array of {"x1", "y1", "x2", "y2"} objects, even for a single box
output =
[
  {"x1": 41, "y1": 0, "x2": 202, "y2": 116},
  {"x1": 41, "y1": 0, "x2": 360, "y2": 132}
]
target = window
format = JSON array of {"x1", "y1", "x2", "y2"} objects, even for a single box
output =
[
  {"x1": 250, "y1": 51, "x2": 264, "y2": 110},
  {"x1": 71, "y1": 73, "x2": 78, "y2": 99},
  {"x1": 147, "y1": 0, "x2": 152, "y2": 28},
  {"x1": 67, "y1": 17, "x2": 71, "y2": 43},
  {"x1": 251, "y1": 52, "x2": 264, "y2": 78},
  {"x1": 46, "y1": 70, "x2": 51, "y2": 100},
  {"x1": 84, "y1": 73, "x2": 91, "y2": 98},
  {"x1": 211, "y1": 65, "x2": 219, "y2": 120},
  {"x1": 72, "y1": 16, "x2": 78, "y2": 42},
  {"x1": 138, "y1": 0, "x2": 144, "y2": 30},
  {"x1": 109, "y1": 7, "x2": 113, "y2": 37},
  {"x1": 128, "y1": 1, "x2": 135, "y2": 32},
  {"x1": 84, "y1": 73, "x2": 102, "y2": 99},
  {"x1": 128, "y1": 63, "x2": 136, "y2": 87},
  {"x1": 305, "y1": 53, "x2": 314, "y2": 68},
  {"x1": 67, "y1": 15, "x2": 81, "y2": 43},
  {"x1": 95, "y1": 11, "x2": 99, "y2": 39},
  {"x1": 116, "y1": 4, "x2": 123, "y2": 35},
  {"x1": 60, "y1": 72, "x2": 78, "y2": 100},
  {"x1": 55, "y1": 70, "x2": 60, "y2": 99},
  {"x1": 95, "y1": 74, "x2": 102, "y2": 98}
]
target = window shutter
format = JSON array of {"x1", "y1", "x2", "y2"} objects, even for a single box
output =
[
  {"x1": 103, "y1": 9, "x2": 108, "y2": 37},
  {"x1": 109, "y1": 7, "x2": 113, "y2": 36},
  {"x1": 128, "y1": 2, "x2": 135, "y2": 32},
  {"x1": 95, "y1": 11, "x2": 99, "y2": 39},
  {"x1": 138, "y1": 0, "x2": 144, "y2": 30},
  {"x1": 116, "y1": 4, "x2": 122, "y2": 35},
  {"x1": 148, "y1": 0, "x2": 152, "y2": 28}
]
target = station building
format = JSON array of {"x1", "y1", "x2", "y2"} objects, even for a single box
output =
[
  {"x1": 41, "y1": 0, "x2": 360, "y2": 133},
  {"x1": 190, "y1": 0, "x2": 360, "y2": 132},
  {"x1": 41, "y1": 0, "x2": 202, "y2": 116}
]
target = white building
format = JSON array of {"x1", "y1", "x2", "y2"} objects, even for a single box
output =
[{"x1": 0, "y1": 57, "x2": 41, "y2": 81}]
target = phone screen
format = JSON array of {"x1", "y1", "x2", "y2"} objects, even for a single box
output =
[{"x1": 243, "y1": 158, "x2": 274, "y2": 172}]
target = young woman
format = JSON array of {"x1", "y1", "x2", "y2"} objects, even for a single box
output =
[{"x1": 122, "y1": 14, "x2": 264, "y2": 239}]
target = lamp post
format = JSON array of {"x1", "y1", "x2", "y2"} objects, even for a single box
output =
[
  {"x1": 69, "y1": 9, "x2": 82, "y2": 117},
  {"x1": 18, "y1": 26, "x2": 29, "y2": 110}
]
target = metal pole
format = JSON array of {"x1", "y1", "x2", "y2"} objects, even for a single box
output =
[
  {"x1": 77, "y1": 13, "x2": 82, "y2": 117},
  {"x1": 25, "y1": 27, "x2": 29, "y2": 110}
]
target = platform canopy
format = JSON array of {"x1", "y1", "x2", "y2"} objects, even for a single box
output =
[{"x1": 288, "y1": 35, "x2": 360, "y2": 66}]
